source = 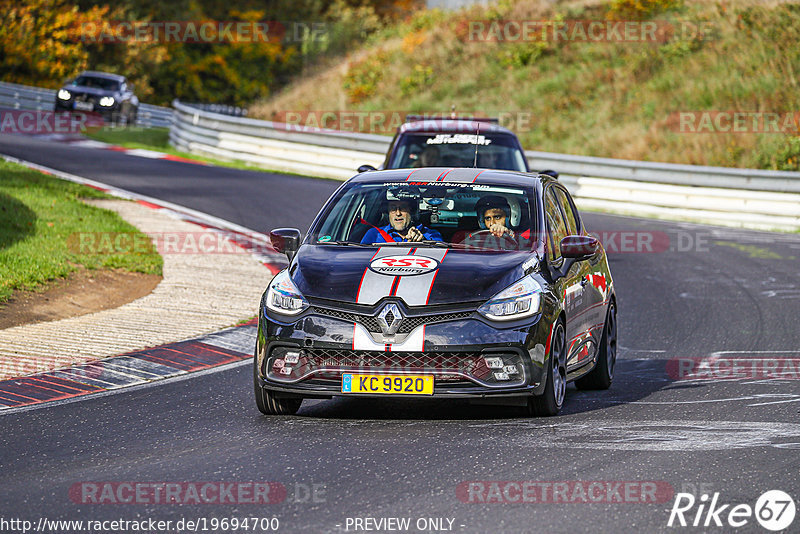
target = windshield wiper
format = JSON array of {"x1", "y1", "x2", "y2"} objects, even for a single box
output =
[
  {"x1": 415, "y1": 240, "x2": 468, "y2": 248},
  {"x1": 319, "y1": 241, "x2": 372, "y2": 247},
  {"x1": 366, "y1": 240, "x2": 468, "y2": 249}
]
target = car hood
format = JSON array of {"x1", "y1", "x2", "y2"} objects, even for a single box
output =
[{"x1": 291, "y1": 245, "x2": 534, "y2": 307}]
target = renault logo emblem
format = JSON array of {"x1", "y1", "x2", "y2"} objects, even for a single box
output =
[{"x1": 377, "y1": 303, "x2": 403, "y2": 336}]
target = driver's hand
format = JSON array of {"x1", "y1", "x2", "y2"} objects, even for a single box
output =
[
  {"x1": 488, "y1": 223, "x2": 514, "y2": 239},
  {"x1": 406, "y1": 227, "x2": 424, "y2": 242}
]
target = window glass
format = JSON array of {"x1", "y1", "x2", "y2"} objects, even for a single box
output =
[
  {"x1": 309, "y1": 182, "x2": 537, "y2": 251},
  {"x1": 544, "y1": 188, "x2": 568, "y2": 261},
  {"x1": 554, "y1": 186, "x2": 580, "y2": 236},
  {"x1": 387, "y1": 133, "x2": 527, "y2": 172}
]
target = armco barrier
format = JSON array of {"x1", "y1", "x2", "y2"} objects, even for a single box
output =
[
  {"x1": 0, "y1": 81, "x2": 172, "y2": 129},
  {"x1": 170, "y1": 100, "x2": 800, "y2": 231}
]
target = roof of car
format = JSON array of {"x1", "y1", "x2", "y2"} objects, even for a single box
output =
[
  {"x1": 350, "y1": 167, "x2": 552, "y2": 189},
  {"x1": 78, "y1": 71, "x2": 126, "y2": 81},
  {"x1": 398, "y1": 118, "x2": 516, "y2": 136}
]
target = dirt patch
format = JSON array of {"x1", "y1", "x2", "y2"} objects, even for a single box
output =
[{"x1": 0, "y1": 268, "x2": 162, "y2": 329}]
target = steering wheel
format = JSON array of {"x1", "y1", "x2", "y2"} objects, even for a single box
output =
[{"x1": 461, "y1": 229, "x2": 519, "y2": 249}]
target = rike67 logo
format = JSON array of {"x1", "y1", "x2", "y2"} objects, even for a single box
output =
[{"x1": 668, "y1": 490, "x2": 796, "y2": 531}]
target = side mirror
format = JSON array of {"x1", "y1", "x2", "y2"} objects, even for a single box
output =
[
  {"x1": 358, "y1": 164, "x2": 377, "y2": 173},
  {"x1": 540, "y1": 169, "x2": 559, "y2": 179},
  {"x1": 270, "y1": 228, "x2": 302, "y2": 261},
  {"x1": 560, "y1": 235, "x2": 599, "y2": 259}
]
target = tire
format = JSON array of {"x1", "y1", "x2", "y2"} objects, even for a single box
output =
[
  {"x1": 527, "y1": 320, "x2": 566, "y2": 416},
  {"x1": 575, "y1": 301, "x2": 617, "y2": 390},
  {"x1": 254, "y1": 357, "x2": 301, "y2": 415}
]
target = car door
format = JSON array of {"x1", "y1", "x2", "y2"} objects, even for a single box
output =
[
  {"x1": 544, "y1": 187, "x2": 587, "y2": 371},
  {"x1": 552, "y1": 184, "x2": 599, "y2": 367}
]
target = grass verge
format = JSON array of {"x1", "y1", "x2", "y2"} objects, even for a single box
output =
[
  {"x1": 0, "y1": 159, "x2": 163, "y2": 303},
  {"x1": 252, "y1": 0, "x2": 800, "y2": 171}
]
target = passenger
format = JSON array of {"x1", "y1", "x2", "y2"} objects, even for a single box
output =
[
  {"x1": 474, "y1": 195, "x2": 519, "y2": 239},
  {"x1": 413, "y1": 145, "x2": 440, "y2": 167},
  {"x1": 361, "y1": 197, "x2": 443, "y2": 243}
]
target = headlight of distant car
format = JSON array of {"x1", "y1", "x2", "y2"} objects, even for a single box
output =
[
  {"x1": 99, "y1": 96, "x2": 115, "y2": 107},
  {"x1": 478, "y1": 275, "x2": 542, "y2": 321},
  {"x1": 57, "y1": 89, "x2": 71, "y2": 100},
  {"x1": 265, "y1": 270, "x2": 309, "y2": 316}
]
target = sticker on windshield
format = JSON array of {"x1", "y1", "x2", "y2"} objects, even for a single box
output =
[
  {"x1": 318, "y1": 235, "x2": 332, "y2": 242},
  {"x1": 426, "y1": 134, "x2": 492, "y2": 145},
  {"x1": 369, "y1": 255, "x2": 440, "y2": 276}
]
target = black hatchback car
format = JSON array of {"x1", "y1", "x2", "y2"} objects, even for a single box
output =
[
  {"x1": 54, "y1": 71, "x2": 139, "y2": 125},
  {"x1": 255, "y1": 168, "x2": 616, "y2": 416}
]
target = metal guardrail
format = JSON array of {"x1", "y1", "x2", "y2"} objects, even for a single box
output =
[
  {"x1": 0, "y1": 81, "x2": 172, "y2": 129},
  {"x1": 170, "y1": 100, "x2": 800, "y2": 231}
]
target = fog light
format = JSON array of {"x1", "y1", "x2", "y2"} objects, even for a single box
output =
[
  {"x1": 493, "y1": 371, "x2": 510, "y2": 381},
  {"x1": 280, "y1": 366, "x2": 292, "y2": 375},
  {"x1": 484, "y1": 357, "x2": 504, "y2": 369},
  {"x1": 504, "y1": 365, "x2": 518, "y2": 375},
  {"x1": 285, "y1": 351, "x2": 300, "y2": 364}
]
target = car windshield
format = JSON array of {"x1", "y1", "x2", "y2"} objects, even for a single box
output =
[
  {"x1": 387, "y1": 133, "x2": 527, "y2": 172},
  {"x1": 310, "y1": 181, "x2": 538, "y2": 251},
  {"x1": 72, "y1": 76, "x2": 120, "y2": 91}
]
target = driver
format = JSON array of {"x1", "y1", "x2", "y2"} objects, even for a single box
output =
[
  {"x1": 361, "y1": 194, "x2": 442, "y2": 243},
  {"x1": 474, "y1": 195, "x2": 516, "y2": 239}
]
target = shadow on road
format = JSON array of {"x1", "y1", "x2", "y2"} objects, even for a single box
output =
[{"x1": 290, "y1": 357, "x2": 681, "y2": 420}]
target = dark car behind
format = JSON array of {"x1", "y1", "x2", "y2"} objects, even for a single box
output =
[{"x1": 54, "y1": 71, "x2": 139, "y2": 125}]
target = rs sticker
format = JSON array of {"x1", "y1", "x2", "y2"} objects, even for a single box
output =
[{"x1": 368, "y1": 255, "x2": 439, "y2": 276}]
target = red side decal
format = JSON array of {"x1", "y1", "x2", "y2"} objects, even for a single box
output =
[{"x1": 544, "y1": 323, "x2": 554, "y2": 356}]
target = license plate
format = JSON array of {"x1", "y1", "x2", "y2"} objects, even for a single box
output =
[
  {"x1": 74, "y1": 101, "x2": 93, "y2": 111},
  {"x1": 342, "y1": 374, "x2": 434, "y2": 395}
]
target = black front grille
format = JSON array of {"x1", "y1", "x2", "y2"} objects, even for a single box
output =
[
  {"x1": 311, "y1": 307, "x2": 472, "y2": 334},
  {"x1": 267, "y1": 347, "x2": 526, "y2": 388},
  {"x1": 73, "y1": 93, "x2": 97, "y2": 103}
]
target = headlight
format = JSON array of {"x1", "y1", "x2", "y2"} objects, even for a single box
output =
[
  {"x1": 478, "y1": 275, "x2": 542, "y2": 321},
  {"x1": 265, "y1": 269, "x2": 309, "y2": 316},
  {"x1": 57, "y1": 89, "x2": 71, "y2": 100},
  {"x1": 99, "y1": 96, "x2": 115, "y2": 107}
]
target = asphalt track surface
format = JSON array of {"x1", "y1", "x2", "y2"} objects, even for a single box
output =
[{"x1": 1, "y1": 133, "x2": 799, "y2": 533}]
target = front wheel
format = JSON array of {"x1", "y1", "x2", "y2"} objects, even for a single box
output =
[
  {"x1": 254, "y1": 358, "x2": 301, "y2": 415},
  {"x1": 527, "y1": 321, "x2": 566, "y2": 416},
  {"x1": 575, "y1": 301, "x2": 617, "y2": 390}
]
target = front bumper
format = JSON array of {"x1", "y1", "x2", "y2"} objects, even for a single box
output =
[
  {"x1": 256, "y1": 302, "x2": 553, "y2": 399},
  {"x1": 55, "y1": 99, "x2": 118, "y2": 118}
]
